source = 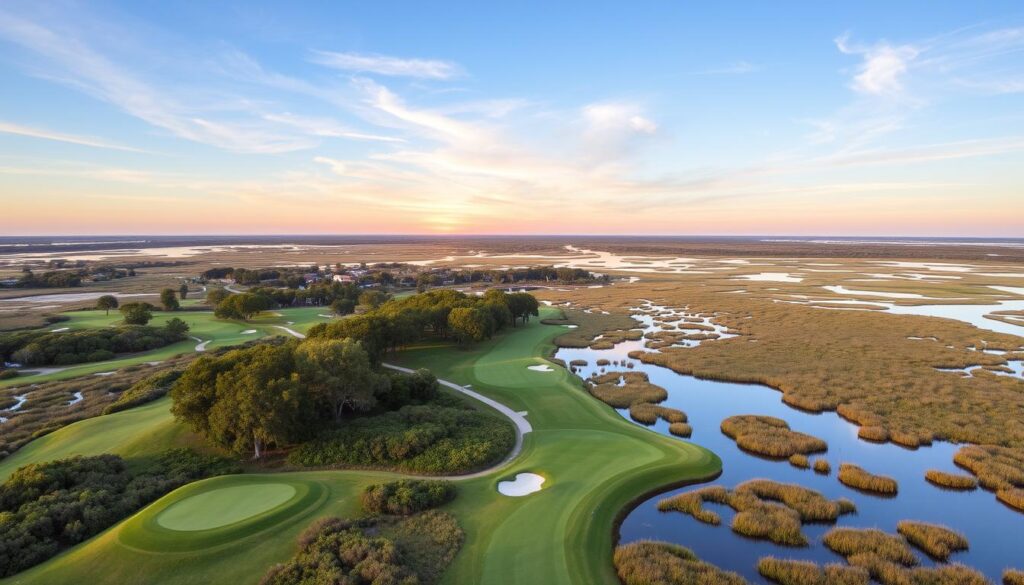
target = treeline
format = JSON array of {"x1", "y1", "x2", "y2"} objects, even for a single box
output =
[
  {"x1": 0, "y1": 319, "x2": 189, "y2": 366},
  {"x1": 201, "y1": 266, "x2": 314, "y2": 288},
  {"x1": 418, "y1": 265, "x2": 601, "y2": 287},
  {"x1": 12, "y1": 270, "x2": 82, "y2": 288},
  {"x1": 206, "y1": 281, "x2": 366, "y2": 315},
  {"x1": 0, "y1": 449, "x2": 238, "y2": 577},
  {"x1": 307, "y1": 289, "x2": 540, "y2": 361}
]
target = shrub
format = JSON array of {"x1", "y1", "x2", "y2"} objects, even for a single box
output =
[
  {"x1": 362, "y1": 480, "x2": 456, "y2": 515},
  {"x1": 720, "y1": 415, "x2": 827, "y2": 458},
  {"x1": 896, "y1": 521, "x2": 968, "y2": 560},
  {"x1": 0, "y1": 323, "x2": 187, "y2": 367},
  {"x1": 813, "y1": 459, "x2": 831, "y2": 475},
  {"x1": 924, "y1": 469, "x2": 977, "y2": 490},
  {"x1": 0, "y1": 369, "x2": 18, "y2": 380},
  {"x1": 613, "y1": 540, "x2": 748, "y2": 585},
  {"x1": 822, "y1": 528, "x2": 918, "y2": 566},
  {"x1": 757, "y1": 557, "x2": 869, "y2": 585},
  {"x1": 288, "y1": 402, "x2": 515, "y2": 474},
  {"x1": 0, "y1": 449, "x2": 237, "y2": 577},
  {"x1": 103, "y1": 369, "x2": 182, "y2": 414},
  {"x1": 261, "y1": 510, "x2": 463, "y2": 585},
  {"x1": 669, "y1": 422, "x2": 692, "y2": 438},
  {"x1": 838, "y1": 463, "x2": 898, "y2": 495}
]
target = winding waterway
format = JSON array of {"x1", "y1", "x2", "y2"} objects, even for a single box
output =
[{"x1": 553, "y1": 302, "x2": 1024, "y2": 583}]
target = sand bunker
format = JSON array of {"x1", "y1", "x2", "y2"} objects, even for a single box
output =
[
  {"x1": 498, "y1": 473, "x2": 545, "y2": 496},
  {"x1": 527, "y1": 364, "x2": 554, "y2": 372},
  {"x1": 240, "y1": 329, "x2": 257, "y2": 334}
]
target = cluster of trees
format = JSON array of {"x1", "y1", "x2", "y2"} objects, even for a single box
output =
[
  {"x1": 204, "y1": 282, "x2": 368, "y2": 317},
  {"x1": 171, "y1": 339, "x2": 423, "y2": 458},
  {"x1": 0, "y1": 319, "x2": 189, "y2": 366},
  {"x1": 213, "y1": 292, "x2": 271, "y2": 320},
  {"x1": 416, "y1": 265, "x2": 601, "y2": 290},
  {"x1": 103, "y1": 369, "x2": 182, "y2": 414},
  {"x1": 201, "y1": 267, "x2": 315, "y2": 289},
  {"x1": 307, "y1": 289, "x2": 540, "y2": 361},
  {"x1": 361, "y1": 479, "x2": 456, "y2": 515},
  {"x1": 0, "y1": 449, "x2": 238, "y2": 577},
  {"x1": 13, "y1": 269, "x2": 81, "y2": 288}
]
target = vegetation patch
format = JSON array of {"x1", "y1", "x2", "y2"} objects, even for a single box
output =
[
  {"x1": 896, "y1": 521, "x2": 968, "y2": 560},
  {"x1": 823, "y1": 527, "x2": 919, "y2": 566},
  {"x1": 260, "y1": 510, "x2": 463, "y2": 585},
  {"x1": 924, "y1": 469, "x2": 977, "y2": 490},
  {"x1": 720, "y1": 415, "x2": 827, "y2": 458},
  {"x1": 629, "y1": 402, "x2": 686, "y2": 425},
  {"x1": 757, "y1": 557, "x2": 869, "y2": 585},
  {"x1": 613, "y1": 540, "x2": 748, "y2": 585},
  {"x1": 734, "y1": 479, "x2": 855, "y2": 522},
  {"x1": 996, "y1": 487, "x2": 1024, "y2": 512},
  {"x1": 1005, "y1": 569, "x2": 1024, "y2": 585},
  {"x1": 668, "y1": 422, "x2": 692, "y2": 438},
  {"x1": 103, "y1": 369, "x2": 182, "y2": 414},
  {"x1": 813, "y1": 459, "x2": 831, "y2": 475},
  {"x1": 838, "y1": 463, "x2": 899, "y2": 495},
  {"x1": 588, "y1": 371, "x2": 668, "y2": 409},
  {"x1": 657, "y1": 486, "x2": 729, "y2": 525},
  {"x1": 953, "y1": 444, "x2": 1024, "y2": 491},
  {"x1": 362, "y1": 479, "x2": 456, "y2": 515},
  {"x1": 0, "y1": 320, "x2": 189, "y2": 367},
  {"x1": 0, "y1": 449, "x2": 237, "y2": 577},
  {"x1": 789, "y1": 453, "x2": 809, "y2": 468}
]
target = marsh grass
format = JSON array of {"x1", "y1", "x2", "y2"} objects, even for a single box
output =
[
  {"x1": 813, "y1": 459, "x2": 831, "y2": 475},
  {"x1": 629, "y1": 403, "x2": 687, "y2": 425},
  {"x1": 669, "y1": 422, "x2": 693, "y2": 438},
  {"x1": 858, "y1": 426, "x2": 889, "y2": 442},
  {"x1": 789, "y1": 454, "x2": 809, "y2": 468},
  {"x1": 924, "y1": 470, "x2": 977, "y2": 490},
  {"x1": 757, "y1": 557, "x2": 869, "y2": 585},
  {"x1": 847, "y1": 554, "x2": 987, "y2": 585},
  {"x1": 996, "y1": 487, "x2": 1024, "y2": 512},
  {"x1": 953, "y1": 444, "x2": 1024, "y2": 491},
  {"x1": 657, "y1": 486, "x2": 728, "y2": 524},
  {"x1": 721, "y1": 415, "x2": 827, "y2": 458},
  {"x1": 545, "y1": 308, "x2": 640, "y2": 349},
  {"x1": 734, "y1": 479, "x2": 855, "y2": 522},
  {"x1": 838, "y1": 463, "x2": 899, "y2": 495},
  {"x1": 823, "y1": 528, "x2": 919, "y2": 566},
  {"x1": 588, "y1": 371, "x2": 668, "y2": 409},
  {"x1": 1005, "y1": 569, "x2": 1024, "y2": 585},
  {"x1": 895, "y1": 521, "x2": 968, "y2": 560},
  {"x1": 613, "y1": 540, "x2": 748, "y2": 585}
]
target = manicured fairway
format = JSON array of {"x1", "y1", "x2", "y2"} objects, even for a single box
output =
[
  {"x1": 2, "y1": 308, "x2": 720, "y2": 585},
  {"x1": 156, "y1": 483, "x2": 297, "y2": 531}
]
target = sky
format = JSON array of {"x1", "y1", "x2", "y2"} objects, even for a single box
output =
[{"x1": 1, "y1": 1, "x2": 1023, "y2": 236}]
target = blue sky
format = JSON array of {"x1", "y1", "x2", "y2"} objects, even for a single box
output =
[{"x1": 1, "y1": 1, "x2": 1022, "y2": 235}]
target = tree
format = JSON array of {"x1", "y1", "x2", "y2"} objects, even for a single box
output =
[
  {"x1": 164, "y1": 317, "x2": 190, "y2": 337},
  {"x1": 358, "y1": 290, "x2": 389, "y2": 309},
  {"x1": 331, "y1": 298, "x2": 356, "y2": 315},
  {"x1": 119, "y1": 302, "x2": 153, "y2": 325},
  {"x1": 96, "y1": 295, "x2": 119, "y2": 315},
  {"x1": 214, "y1": 293, "x2": 270, "y2": 320},
  {"x1": 507, "y1": 292, "x2": 540, "y2": 326},
  {"x1": 294, "y1": 338, "x2": 386, "y2": 422},
  {"x1": 206, "y1": 288, "x2": 229, "y2": 306},
  {"x1": 160, "y1": 288, "x2": 180, "y2": 311},
  {"x1": 171, "y1": 343, "x2": 310, "y2": 459},
  {"x1": 178, "y1": 283, "x2": 189, "y2": 299},
  {"x1": 448, "y1": 307, "x2": 493, "y2": 343}
]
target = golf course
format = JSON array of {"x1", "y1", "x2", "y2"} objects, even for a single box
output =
[{"x1": 1, "y1": 307, "x2": 720, "y2": 585}]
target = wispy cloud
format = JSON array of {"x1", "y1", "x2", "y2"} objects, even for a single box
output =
[
  {"x1": 835, "y1": 33, "x2": 919, "y2": 96},
  {"x1": 0, "y1": 120, "x2": 147, "y2": 152},
  {"x1": 310, "y1": 50, "x2": 462, "y2": 79}
]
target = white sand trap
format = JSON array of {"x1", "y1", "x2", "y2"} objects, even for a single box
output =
[
  {"x1": 498, "y1": 473, "x2": 545, "y2": 496},
  {"x1": 318, "y1": 314, "x2": 334, "y2": 318},
  {"x1": 240, "y1": 329, "x2": 257, "y2": 334},
  {"x1": 49, "y1": 327, "x2": 70, "y2": 332},
  {"x1": 527, "y1": 364, "x2": 554, "y2": 372},
  {"x1": 93, "y1": 371, "x2": 115, "y2": 376},
  {"x1": 68, "y1": 391, "x2": 84, "y2": 405},
  {"x1": 735, "y1": 272, "x2": 804, "y2": 283},
  {"x1": 563, "y1": 324, "x2": 578, "y2": 329}
]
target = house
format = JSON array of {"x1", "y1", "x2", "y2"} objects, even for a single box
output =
[
  {"x1": 303, "y1": 273, "x2": 320, "y2": 284},
  {"x1": 333, "y1": 274, "x2": 354, "y2": 283}
]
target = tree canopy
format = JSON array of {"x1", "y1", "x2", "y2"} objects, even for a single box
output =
[
  {"x1": 96, "y1": 294, "x2": 118, "y2": 315},
  {"x1": 119, "y1": 302, "x2": 153, "y2": 325}
]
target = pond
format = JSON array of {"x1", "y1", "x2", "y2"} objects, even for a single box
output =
[{"x1": 554, "y1": 302, "x2": 1024, "y2": 583}]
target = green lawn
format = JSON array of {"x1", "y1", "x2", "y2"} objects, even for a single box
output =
[
  {"x1": 3, "y1": 308, "x2": 720, "y2": 585},
  {"x1": 1, "y1": 306, "x2": 338, "y2": 387}
]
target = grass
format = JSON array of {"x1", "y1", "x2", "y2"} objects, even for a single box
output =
[
  {"x1": 757, "y1": 557, "x2": 869, "y2": 585},
  {"x1": 629, "y1": 403, "x2": 686, "y2": 425},
  {"x1": 668, "y1": 422, "x2": 692, "y2": 438},
  {"x1": 543, "y1": 308, "x2": 640, "y2": 349},
  {"x1": 789, "y1": 454, "x2": 809, "y2": 468},
  {"x1": 822, "y1": 527, "x2": 919, "y2": 566},
  {"x1": 588, "y1": 371, "x2": 668, "y2": 408},
  {"x1": 813, "y1": 459, "x2": 831, "y2": 475},
  {"x1": 1006, "y1": 570, "x2": 1024, "y2": 585},
  {"x1": 614, "y1": 540, "x2": 748, "y2": 585},
  {"x1": 720, "y1": 415, "x2": 828, "y2": 458},
  {"x1": 924, "y1": 469, "x2": 977, "y2": 490},
  {"x1": 838, "y1": 463, "x2": 899, "y2": 495},
  {"x1": 996, "y1": 487, "x2": 1024, "y2": 511},
  {"x1": 657, "y1": 485, "x2": 729, "y2": 524},
  {"x1": 953, "y1": 444, "x2": 1024, "y2": 491},
  {"x1": 734, "y1": 479, "x2": 855, "y2": 522},
  {"x1": 3, "y1": 307, "x2": 721, "y2": 585},
  {"x1": 896, "y1": 521, "x2": 968, "y2": 560}
]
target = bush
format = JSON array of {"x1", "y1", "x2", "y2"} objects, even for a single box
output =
[
  {"x1": 614, "y1": 540, "x2": 748, "y2": 585},
  {"x1": 896, "y1": 521, "x2": 968, "y2": 560},
  {"x1": 103, "y1": 369, "x2": 182, "y2": 414},
  {"x1": 0, "y1": 369, "x2": 18, "y2": 380},
  {"x1": 0, "y1": 449, "x2": 237, "y2": 577},
  {"x1": 362, "y1": 480, "x2": 456, "y2": 515},
  {"x1": 838, "y1": 463, "x2": 898, "y2": 495},
  {"x1": 261, "y1": 511, "x2": 463, "y2": 585},
  {"x1": 289, "y1": 402, "x2": 515, "y2": 474}
]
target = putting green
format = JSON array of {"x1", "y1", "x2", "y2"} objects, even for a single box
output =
[{"x1": 156, "y1": 483, "x2": 297, "y2": 531}]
